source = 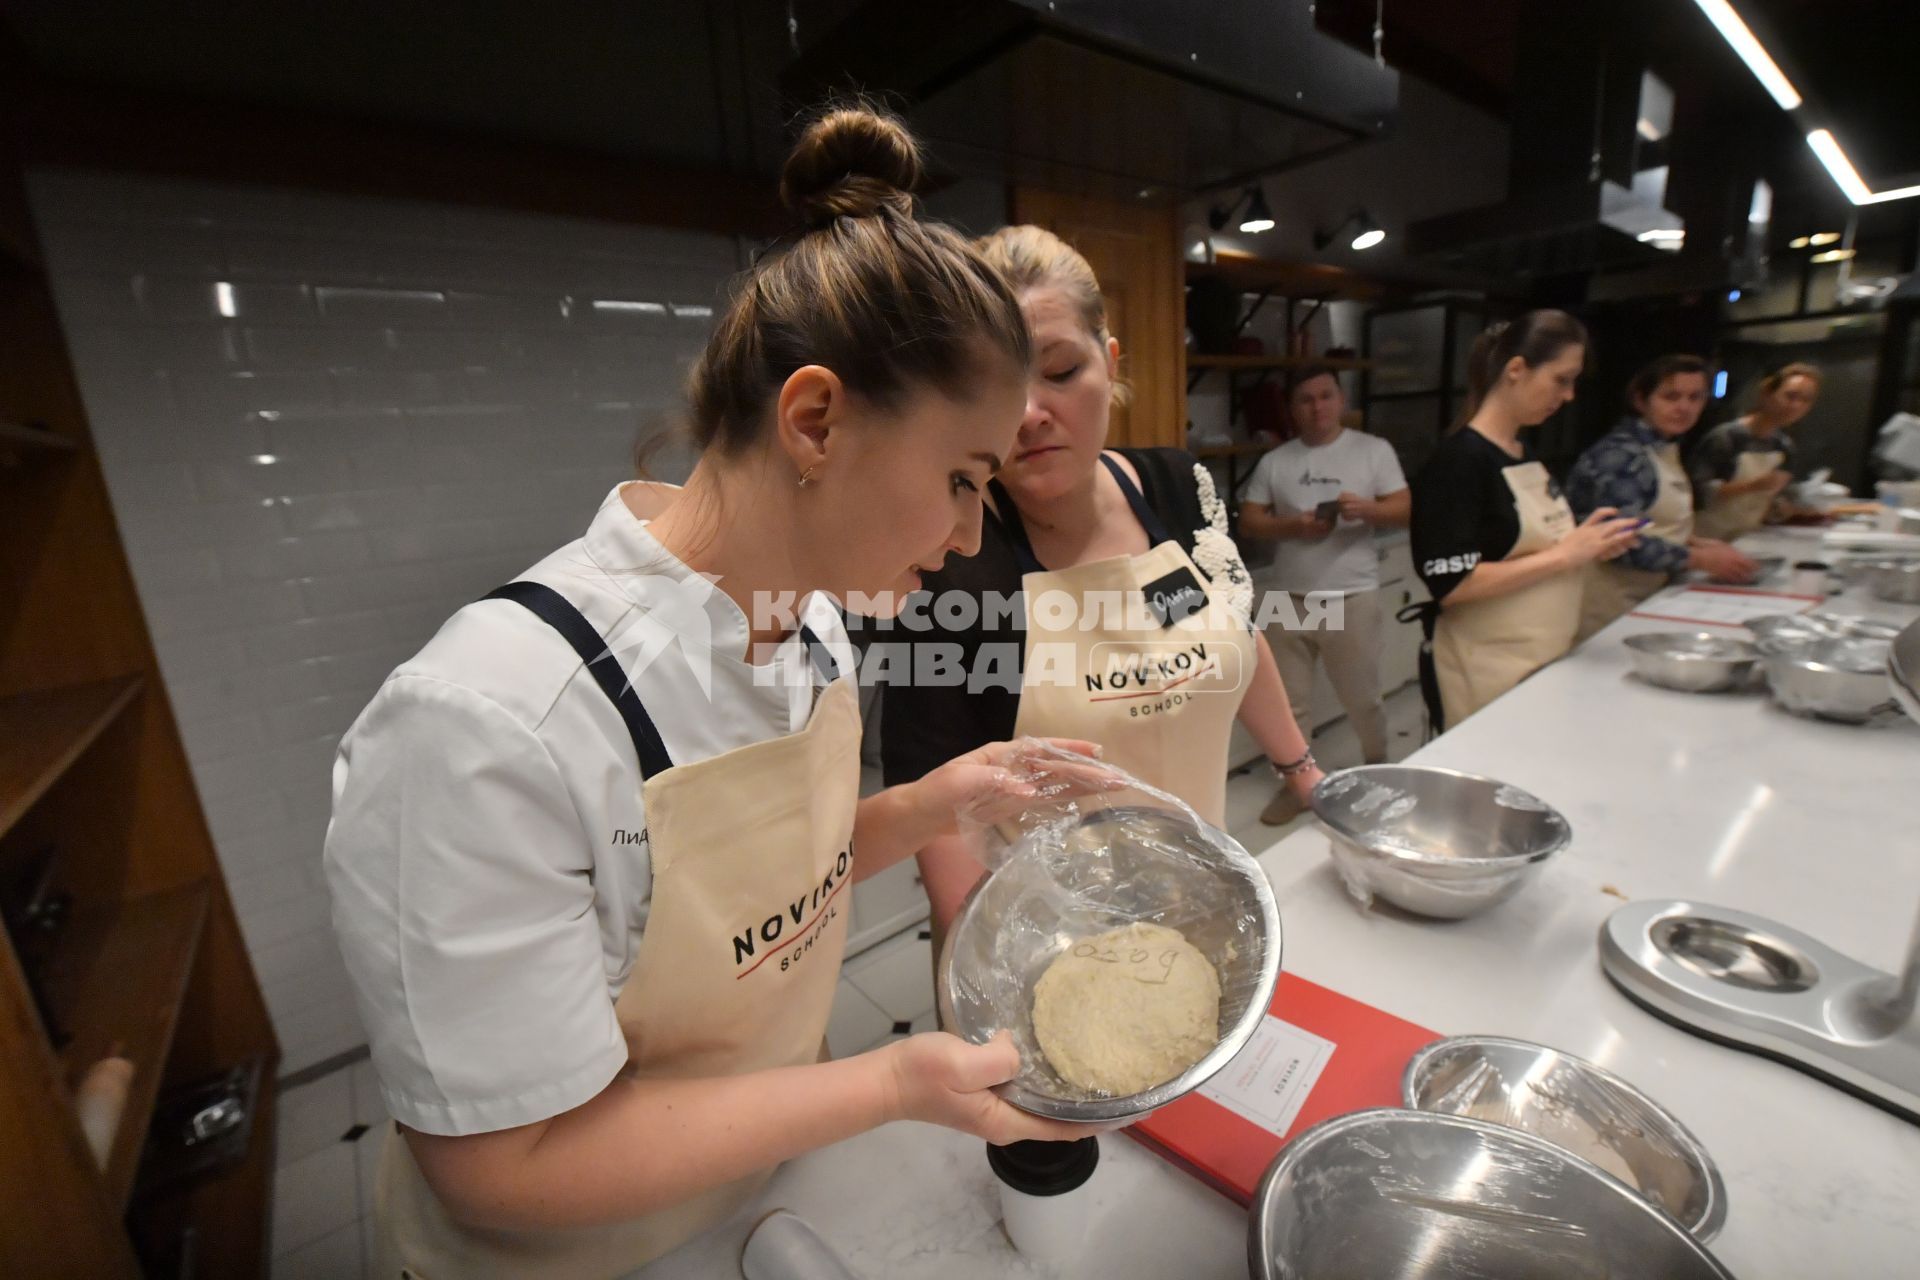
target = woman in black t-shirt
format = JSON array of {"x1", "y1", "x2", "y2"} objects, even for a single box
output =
[
  {"x1": 1410, "y1": 311, "x2": 1641, "y2": 728},
  {"x1": 871, "y1": 225, "x2": 1322, "y2": 936}
]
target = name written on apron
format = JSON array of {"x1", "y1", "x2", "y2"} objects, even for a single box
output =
[{"x1": 730, "y1": 840, "x2": 854, "y2": 977}]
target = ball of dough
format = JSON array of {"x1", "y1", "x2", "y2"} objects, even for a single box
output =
[{"x1": 1031, "y1": 922, "x2": 1222, "y2": 1096}]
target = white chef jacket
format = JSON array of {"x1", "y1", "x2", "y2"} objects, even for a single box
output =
[{"x1": 324, "y1": 482, "x2": 856, "y2": 1137}]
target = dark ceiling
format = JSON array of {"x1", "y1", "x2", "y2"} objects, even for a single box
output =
[
  {"x1": 6, "y1": 0, "x2": 1916, "y2": 236},
  {"x1": 1318, "y1": 0, "x2": 1920, "y2": 184}
]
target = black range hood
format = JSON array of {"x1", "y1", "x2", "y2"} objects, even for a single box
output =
[{"x1": 784, "y1": 0, "x2": 1398, "y2": 198}]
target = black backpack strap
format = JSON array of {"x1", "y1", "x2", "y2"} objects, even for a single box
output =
[{"x1": 482, "y1": 582, "x2": 674, "y2": 779}]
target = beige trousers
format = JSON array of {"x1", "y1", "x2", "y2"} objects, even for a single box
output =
[{"x1": 1265, "y1": 589, "x2": 1388, "y2": 764}]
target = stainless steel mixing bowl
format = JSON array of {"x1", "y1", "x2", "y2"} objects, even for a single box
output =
[
  {"x1": 1247, "y1": 1109, "x2": 1736, "y2": 1280},
  {"x1": 1311, "y1": 766, "x2": 1571, "y2": 920},
  {"x1": 1758, "y1": 634, "x2": 1896, "y2": 724},
  {"x1": 934, "y1": 804, "x2": 1281, "y2": 1123},
  {"x1": 1622, "y1": 631, "x2": 1760, "y2": 693},
  {"x1": 1865, "y1": 557, "x2": 1920, "y2": 604},
  {"x1": 1402, "y1": 1034, "x2": 1728, "y2": 1240},
  {"x1": 1894, "y1": 616, "x2": 1920, "y2": 727}
]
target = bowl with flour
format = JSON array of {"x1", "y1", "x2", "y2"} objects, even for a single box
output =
[
  {"x1": 936, "y1": 804, "x2": 1282, "y2": 1123},
  {"x1": 1402, "y1": 1034, "x2": 1727, "y2": 1240}
]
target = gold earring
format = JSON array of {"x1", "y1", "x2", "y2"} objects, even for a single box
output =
[{"x1": 798, "y1": 465, "x2": 818, "y2": 488}]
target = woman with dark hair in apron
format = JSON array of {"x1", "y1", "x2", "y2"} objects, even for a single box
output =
[
  {"x1": 326, "y1": 105, "x2": 1100, "y2": 1280},
  {"x1": 1568, "y1": 354, "x2": 1758, "y2": 642},
  {"x1": 1408, "y1": 311, "x2": 1642, "y2": 729}
]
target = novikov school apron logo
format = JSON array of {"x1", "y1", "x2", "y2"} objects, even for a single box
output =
[
  {"x1": 1082, "y1": 640, "x2": 1236, "y2": 718},
  {"x1": 730, "y1": 842, "x2": 853, "y2": 978}
]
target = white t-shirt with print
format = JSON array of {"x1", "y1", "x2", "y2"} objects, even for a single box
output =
[{"x1": 1241, "y1": 429, "x2": 1407, "y2": 594}]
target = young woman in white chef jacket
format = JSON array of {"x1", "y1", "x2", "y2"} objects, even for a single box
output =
[{"x1": 325, "y1": 106, "x2": 1098, "y2": 1280}]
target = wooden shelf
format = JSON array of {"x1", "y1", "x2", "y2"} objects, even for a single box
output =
[
  {"x1": 1, "y1": 417, "x2": 80, "y2": 460},
  {"x1": 1189, "y1": 353, "x2": 1372, "y2": 372},
  {"x1": 0, "y1": 676, "x2": 144, "y2": 842},
  {"x1": 1185, "y1": 252, "x2": 1386, "y2": 301},
  {"x1": 48, "y1": 882, "x2": 211, "y2": 1209}
]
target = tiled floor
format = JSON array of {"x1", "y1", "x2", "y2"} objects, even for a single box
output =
[
  {"x1": 269, "y1": 686, "x2": 1429, "y2": 1276},
  {"x1": 271, "y1": 1057, "x2": 386, "y2": 1279}
]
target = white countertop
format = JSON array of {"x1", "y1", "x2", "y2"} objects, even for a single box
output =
[{"x1": 640, "y1": 527, "x2": 1919, "y2": 1280}]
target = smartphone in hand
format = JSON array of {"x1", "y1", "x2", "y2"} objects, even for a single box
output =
[{"x1": 1315, "y1": 499, "x2": 1341, "y2": 524}]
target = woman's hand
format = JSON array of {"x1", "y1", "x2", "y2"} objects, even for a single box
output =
[
  {"x1": 915, "y1": 738, "x2": 1123, "y2": 834},
  {"x1": 1691, "y1": 540, "x2": 1757, "y2": 583},
  {"x1": 1556, "y1": 507, "x2": 1644, "y2": 567},
  {"x1": 880, "y1": 1031, "x2": 1102, "y2": 1143}
]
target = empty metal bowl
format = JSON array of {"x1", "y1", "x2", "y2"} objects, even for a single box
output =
[
  {"x1": 1402, "y1": 1035, "x2": 1727, "y2": 1241},
  {"x1": 1623, "y1": 631, "x2": 1760, "y2": 693},
  {"x1": 1248, "y1": 1109, "x2": 1736, "y2": 1280},
  {"x1": 1864, "y1": 557, "x2": 1920, "y2": 604},
  {"x1": 1894, "y1": 616, "x2": 1920, "y2": 727},
  {"x1": 935, "y1": 804, "x2": 1281, "y2": 1123},
  {"x1": 1745, "y1": 611, "x2": 1901, "y2": 644},
  {"x1": 1759, "y1": 634, "x2": 1896, "y2": 724},
  {"x1": 1311, "y1": 766, "x2": 1571, "y2": 920}
]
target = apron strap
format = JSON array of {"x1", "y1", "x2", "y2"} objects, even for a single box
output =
[
  {"x1": 1097, "y1": 452, "x2": 1177, "y2": 548},
  {"x1": 482, "y1": 581, "x2": 675, "y2": 779},
  {"x1": 796, "y1": 623, "x2": 846, "y2": 684},
  {"x1": 1397, "y1": 598, "x2": 1445, "y2": 738},
  {"x1": 987, "y1": 452, "x2": 1178, "y2": 575}
]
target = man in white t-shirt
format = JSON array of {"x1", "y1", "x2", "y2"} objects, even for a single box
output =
[{"x1": 1239, "y1": 365, "x2": 1410, "y2": 823}]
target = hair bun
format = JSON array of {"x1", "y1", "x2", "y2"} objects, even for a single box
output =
[{"x1": 779, "y1": 105, "x2": 922, "y2": 227}]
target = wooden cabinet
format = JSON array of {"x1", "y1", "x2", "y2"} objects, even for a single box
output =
[
  {"x1": 1011, "y1": 187, "x2": 1187, "y2": 450},
  {"x1": 0, "y1": 158, "x2": 279, "y2": 1277}
]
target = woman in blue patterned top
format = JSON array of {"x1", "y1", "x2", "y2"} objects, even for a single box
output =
[{"x1": 1567, "y1": 354, "x2": 1758, "y2": 640}]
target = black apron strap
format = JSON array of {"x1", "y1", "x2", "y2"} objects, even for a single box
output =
[
  {"x1": 482, "y1": 582, "x2": 675, "y2": 779},
  {"x1": 1397, "y1": 598, "x2": 1445, "y2": 737},
  {"x1": 987, "y1": 454, "x2": 1178, "y2": 576},
  {"x1": 796, "y1": 623, "x2": 846, "y2": 684},
  {"x1": 1097, "y1": 452, "x2": 1177, "y2": 548}
]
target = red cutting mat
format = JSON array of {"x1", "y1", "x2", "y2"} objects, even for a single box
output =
[{"x1": 1127, "y1": 973, "x2": 1440, "y2": 1204}]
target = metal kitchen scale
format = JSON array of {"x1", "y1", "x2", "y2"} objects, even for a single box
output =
[{"x1": 1599, "y1": 616, "x2": 1920, "y2": 1123}]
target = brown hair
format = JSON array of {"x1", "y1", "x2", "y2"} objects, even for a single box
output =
[
  {"x1": 686, "y1": 104, "x2": 1031, "y2": 455},
  {"x1": 973, "y1": 223, "x2": 1129, "y2": 408},
  {"x1": 1285, "y1": 363, "x2": 1344, "y2": 398},
  {"x1": 1756, "y1": 361, "x2": 1823, "y2": 401},
  {"x1": 1627, "y1": 353, "x2": 1709, "y2": 409},
  {"x1": 1456, "y1": 308, "x2": 1589, "y2": 427}
]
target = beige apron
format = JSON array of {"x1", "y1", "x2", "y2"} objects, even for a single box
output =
[
  {"x1": 1694, "y1": 446, "x2": 1785, "y2": 541},
  {"x1": 1576, "y1": 439, "x2": 1693, "y2": 643},
  {"x1": 1433, "y1": 460, "x2": 1581, "y2": 727},
  {"x1": 374, "y1": 583, "x2": 860, "y2": 1280},
  {"x1": 997, "y1": 455, "x2": 1256, "y2": 827}
]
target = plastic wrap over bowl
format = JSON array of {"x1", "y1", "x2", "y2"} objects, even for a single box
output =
[
  {"x1": 1247, "y1": 1109, "x2": 1736, "y2": 1280},
  {"x1": 935, "y1": 804, "x2": 1281, "y2": 1123},
  {"x1": 1310, "y1": 766, "x2": 1571, "y2": 919},
  {"x1": 1402, "y1": 1035, "x2": 1728, "y2": 1240}
]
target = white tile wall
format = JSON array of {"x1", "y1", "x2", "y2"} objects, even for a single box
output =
[{"x1": 29, "y1": 169, "x2": 742, "y2": 1073}]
